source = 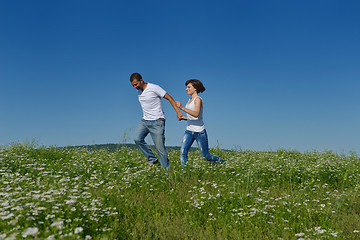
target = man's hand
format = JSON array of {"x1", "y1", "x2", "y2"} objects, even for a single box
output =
[
  {"x1": 177, "y1": 112, "x2": 185, "y2": 121},
  {"x1": 179, "y1": 115, "x2": 187, "y2": 121}
]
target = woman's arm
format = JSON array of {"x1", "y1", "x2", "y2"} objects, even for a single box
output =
[{"x1": 176, "y1": 98, "x2": 202, "y2": 118}]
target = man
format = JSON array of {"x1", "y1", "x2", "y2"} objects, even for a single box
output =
[{"x1": 130, "y1": 72, "x2": 183, "y2": 170}]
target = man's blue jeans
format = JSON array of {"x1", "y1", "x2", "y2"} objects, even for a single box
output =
[
  {"x1": 134, "y1": 119, "x2": 170, "y2": 170},
  {"x1": 180, "y1": 129, "x2": 225, "y2": 166}
]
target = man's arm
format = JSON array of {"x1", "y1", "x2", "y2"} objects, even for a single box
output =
[{"x1": 163, "y1": 93, "x2": 185, "y2": 120}]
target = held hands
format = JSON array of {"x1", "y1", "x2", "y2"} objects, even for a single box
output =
[
  {"x1": 164, "y1": 93, "x2": 186, "y2": 121},
  {"x1": 176, "y1": 101, "x2": 187, "y2": 121},
  {"x1": 177, "y1": 112, "x2": 187, "y2": 121}
]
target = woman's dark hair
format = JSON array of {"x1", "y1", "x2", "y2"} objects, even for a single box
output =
[
  {"x1": 185, "y1": 79, "x2": 206, "y2": 93},
  {"x1": 130, "y1": 72, "x2": 142, "y2": 82}
]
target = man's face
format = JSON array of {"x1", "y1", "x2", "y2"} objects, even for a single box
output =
[{"x1": 131, "y1": 79, "x2": 144, "y2": 90}]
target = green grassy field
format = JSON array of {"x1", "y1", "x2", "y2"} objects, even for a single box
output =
[{"x1": 1, "y1": 143, "x2": 360, "y2": 239}]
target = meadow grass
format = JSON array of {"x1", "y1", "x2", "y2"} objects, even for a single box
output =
[{"x1": 1, "y1": 143, "x2": 360, "y2": 239}]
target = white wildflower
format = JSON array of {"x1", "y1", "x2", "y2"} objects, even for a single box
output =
[
  {"x1": 22, "y1": 227, "x2": 39, "y2": 238},
  {"x1": 50, "y1": 220, "x2": 64, "y2": 229},
  {"x1": 4, "y1": 233, "x2": 17, "y2": 240},
  {"x1": 1, "y1": 213, "x2": 14, "y2": 220},
  {"x1": 75, "y1": 227, "x2": 84, "y2": 234},
  {"x1": 314, "y1": 227, "x2": 326, "y2": 234},
  {"x1": 45, "y1": 235, "x2": 55, "y2": 240}
]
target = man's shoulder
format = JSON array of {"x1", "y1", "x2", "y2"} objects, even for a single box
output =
[
  {"x1": 147, "y1": 83, "x2": 166, "y2": 94},
  {"x1": 147, "y1": 82, "x2": 160, "y2": 88}
]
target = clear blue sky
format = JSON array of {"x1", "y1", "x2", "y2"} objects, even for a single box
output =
[{"x1": 1, "y1": 0, "x2": 359, "y2": 153}]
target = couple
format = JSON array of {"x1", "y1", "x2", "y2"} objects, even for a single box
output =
[{"x1": 130, "y1": 72, "x2": 225, "y2": 170}]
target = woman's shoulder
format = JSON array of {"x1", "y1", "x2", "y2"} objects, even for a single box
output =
[
  {"x1": 194, "y1": 96, "x2": 203, "y2": 107},
  {"x1": 195, "y1": 96, "x2": 203, "y2": 102}
]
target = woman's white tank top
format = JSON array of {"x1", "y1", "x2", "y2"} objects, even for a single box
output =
[{"x1": 186, "y1": 96, "x2": 205, "y2": 132}]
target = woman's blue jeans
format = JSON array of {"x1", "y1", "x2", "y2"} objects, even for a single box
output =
[
  {"x1": 134, "y1": 119, "x2": 170, "y2": 170},
  {"x1": 180, "y1": 129, "x2": 225, "y2": 166}
]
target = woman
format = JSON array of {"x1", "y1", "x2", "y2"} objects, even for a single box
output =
[{"x1": 176, "y1": 79, "x2": 226, "y2": 166}]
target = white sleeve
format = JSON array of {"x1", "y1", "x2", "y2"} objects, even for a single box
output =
[{"x1": 153, "y1": 84, "x2": 166, "y2": 98}]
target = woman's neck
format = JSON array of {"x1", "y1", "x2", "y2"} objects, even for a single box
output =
[{"x1": 190, "y1": 92, "x2": 198, "y2": 100}]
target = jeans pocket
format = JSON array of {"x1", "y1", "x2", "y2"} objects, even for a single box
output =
[
  {"x1": 198, "y1": 130, "x2": 206, "y2": 136},
  {"x1": 156, "y1": 119, "x2": 165, "y2": 127}
]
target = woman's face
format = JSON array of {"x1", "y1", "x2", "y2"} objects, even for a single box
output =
[{"x1": 186, "y1": 83, "x2": 197, "y2": 95}]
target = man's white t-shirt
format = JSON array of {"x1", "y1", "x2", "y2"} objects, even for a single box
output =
[{"x1": 138, "y1": 83, "x2": 166, "y2": 120}]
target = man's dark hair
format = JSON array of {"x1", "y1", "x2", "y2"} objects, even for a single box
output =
[
  {"x1": 185, "y1": 79, "x2": 206, "y2": 93},
  {"x1": 130, "y1": 73, "x2": 142, "y2": 82}
]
